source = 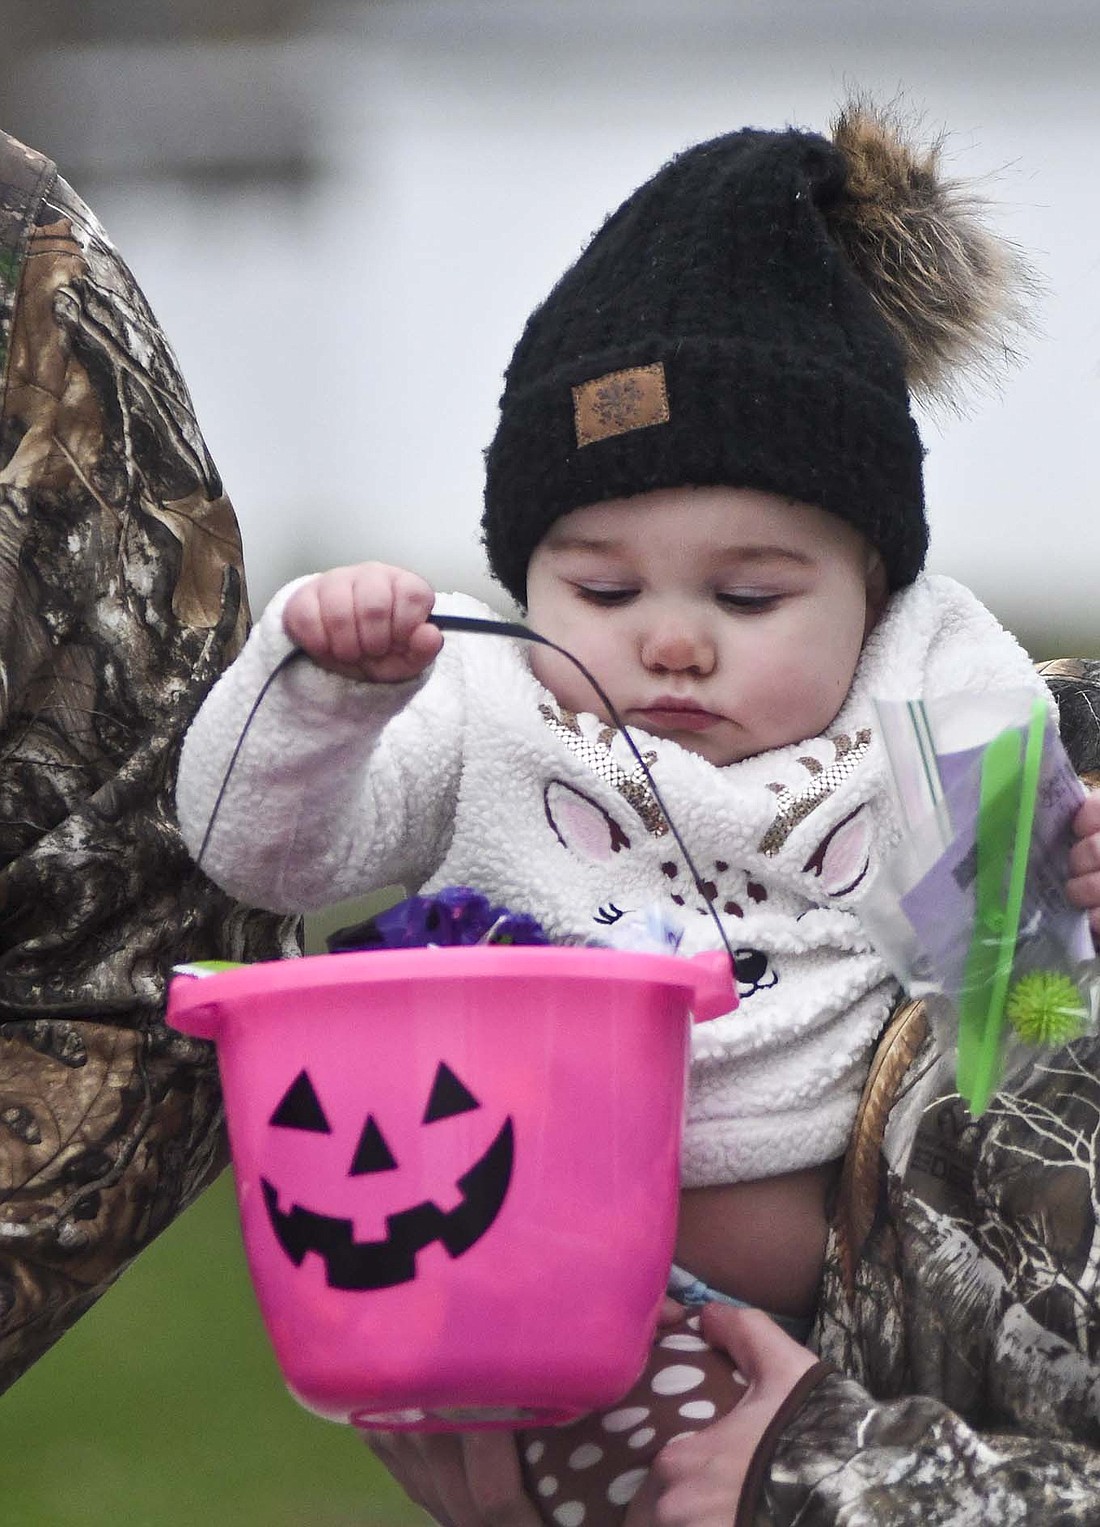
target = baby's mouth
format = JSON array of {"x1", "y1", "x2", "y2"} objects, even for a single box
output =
[{"x1": 633, "y1": 702, "x2": 722, "y2": 733}]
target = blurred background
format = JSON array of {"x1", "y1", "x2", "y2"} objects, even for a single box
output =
[{"x1": 1, "y1": 1, "x2": 1097, "y2": 1521}]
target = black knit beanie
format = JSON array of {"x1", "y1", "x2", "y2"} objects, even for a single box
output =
[{"x1": 482, "y1": 103, "x2": 1028, "y2": 605}]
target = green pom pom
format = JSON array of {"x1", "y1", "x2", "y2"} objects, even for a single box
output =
[{"x1": 1006, "y1": 970, "x2": 1086, "y2": 1046}]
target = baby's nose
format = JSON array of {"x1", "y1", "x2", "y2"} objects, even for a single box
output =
[{"x1": 641, "y1": 624, "x2": 716, "y2": 675}]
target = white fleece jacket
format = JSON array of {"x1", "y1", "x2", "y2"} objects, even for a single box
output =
[{"x1": 176, "y1": 573, "x2": 1047, "y2": 1185}]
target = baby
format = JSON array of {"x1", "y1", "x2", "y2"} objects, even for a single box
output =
[{"x1": 176, "y1": 102, "x2": 1100, "y2": 1522}]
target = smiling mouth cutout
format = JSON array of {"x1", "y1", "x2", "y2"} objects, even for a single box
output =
[{"x1": 261, "y1": 1118, "x2": 515, "y2": 1291}]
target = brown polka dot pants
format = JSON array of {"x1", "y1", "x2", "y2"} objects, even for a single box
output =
[{"x1": 517, "y1": 1310, "x2": 746, "y2": 1526}]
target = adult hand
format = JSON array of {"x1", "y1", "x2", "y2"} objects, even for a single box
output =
[
  {"x1": 362, "y1": 1302, "x2": 684, "y2": 1526},
  {"x1": 622, "y1": 1305, "x2": 824, "y2": 1527},
  {"x1": 1067, "y1": 791, "x2": 1100, "y2": 940},
  {"x1": 365, "y1": 1427, "x2": 542, "y2": 1527}
]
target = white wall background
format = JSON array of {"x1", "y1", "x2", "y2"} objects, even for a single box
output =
[{"x1": 71, "y1": 1, "x2": 1100, "y2": 652}]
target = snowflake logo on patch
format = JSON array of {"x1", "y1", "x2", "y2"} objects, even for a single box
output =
[{"x1": 592, "y1": 376, "x2": 644, "y2": 433}]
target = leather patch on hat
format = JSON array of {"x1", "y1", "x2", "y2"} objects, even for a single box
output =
[{"x1": 573, "y1": 363, "x2": 669, "y2": 447}]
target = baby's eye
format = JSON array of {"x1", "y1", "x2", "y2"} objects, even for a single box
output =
[
  {"x1": 573, "y1": 585, "x2": 639, "y2": 606},
  {"x1": 715, "y1": 590, "x2": 782, "y2": 612}
]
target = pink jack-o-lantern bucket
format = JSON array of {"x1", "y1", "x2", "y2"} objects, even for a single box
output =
[{"x1": 167, "y1": 944, "x2": 734, "y2": 1431}]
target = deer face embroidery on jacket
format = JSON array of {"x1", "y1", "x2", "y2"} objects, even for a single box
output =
[
  {"x1": 540, "y1": 704, "x2": 778, "y2": 1002},
  {"x1": 542, "y1": 776, "x2": 779, "y2": 1000},
  {"x1": 539, "y1": 707, "x2": 876, "y2": 1001}
]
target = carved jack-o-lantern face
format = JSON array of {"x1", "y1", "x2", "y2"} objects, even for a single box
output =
[{"x1": 261, "y1": 1062, "x2": 514, "y2": 1291}]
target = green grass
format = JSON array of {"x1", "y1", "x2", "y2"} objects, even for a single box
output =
[{"x1": 0, "y1": 1170, "x2": 424, "y2": 1527}]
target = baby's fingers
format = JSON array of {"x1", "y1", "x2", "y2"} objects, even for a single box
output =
[
  {"x1": 1066, "y1": 869, "x2": 1100, "y2": 937},
  {"x1": 283, "y1": 564, "x2": 440, "y2": 681},
  {"x1": 1067, "y1": 809, "x2": 1100, "y2": 929},
  {"x1": 387, "y1": 568, "x2": 438, "y2": 647},
  {"x1": 283, "y1": 566, "x2": 384, "y2": 667},
  {"x1": 340, "y1": 565, "x2": 441, "y2": 679},
  {"x1": 282, "y1": 574, "x2": 337, "y2": 658},
  {"x1": 1073, "y1": 792, "x2": 1100, "y2": 837}
]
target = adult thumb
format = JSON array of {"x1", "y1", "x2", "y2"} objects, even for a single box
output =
[{"x1": 699, "y1": 1303, "x2": 819, "y2": 1395}]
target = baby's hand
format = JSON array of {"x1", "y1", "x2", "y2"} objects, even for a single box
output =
[
  {"x1": 282, "y1": 563, "x2": 443, "y2": 683},
  {"x1": 1067, "y1": 792, "x2": 1100, "y2": 941}
]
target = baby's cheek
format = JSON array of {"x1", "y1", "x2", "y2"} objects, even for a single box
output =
[
  {"x1": 791, "y1": 632, "x2": 863, "y2": 725},
  {"x1": 749, "y1": 658, "x2": 848, "y2": 747},
  {"x1": 530, "y1": 646, "x2": 577, "y2": 706},
  {"x1": 530, "y1": 644, "x2": 615, "y2": 724}
]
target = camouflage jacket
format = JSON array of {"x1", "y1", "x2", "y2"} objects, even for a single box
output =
[
  {"x1": 0, "y1": 130, "x2": 298, "y2": 1391},
  {"x1": 759, "y1": 662, "x2": 1100, "y2": 1523}
]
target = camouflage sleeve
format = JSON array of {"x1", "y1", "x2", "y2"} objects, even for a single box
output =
[
  {"x1": 740, "y1": 658, "x2": 1100, "y2": 1525},
  {"x1": 757, "y1": 1372, "x2": 1100, "y2": 1524},
  {"x1": 0, "y1": 161, "x2": 299, "y2": 1391}
]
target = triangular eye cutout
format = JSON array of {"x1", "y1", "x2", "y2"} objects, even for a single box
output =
[
  {"x1": 270, "y1": 1070, "x2": 331, "y2": 1132},
  {"x1": 423, "y1": 1062, "x2": 480, "y2": 1123},
  {"x1": 350, "y1": 1115, "x2": 398, "y2": 1176}
]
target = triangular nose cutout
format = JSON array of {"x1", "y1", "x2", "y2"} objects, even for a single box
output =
[
  {"x1": 423, "y1": 1062, "x2": 480, "y2": 1123},
  {"x1": 350, "y1": 1115, "x2": 398, "y2": 1175},
  {"x1": 270, "y1": 1070, "x2": 331, "y2": 1132}
]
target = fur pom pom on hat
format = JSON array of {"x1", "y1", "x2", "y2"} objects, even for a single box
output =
[
  {"x1": 827, "y1": 99, "x2": 1033, "y2": 404},
  {"x1": 482, "y1": 98, "x2": 1032, "y2": 606}
]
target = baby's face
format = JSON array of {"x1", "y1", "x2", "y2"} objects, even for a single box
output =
[{"x1": 525, "y1": 486, "x2": 884, "y2": 766}]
